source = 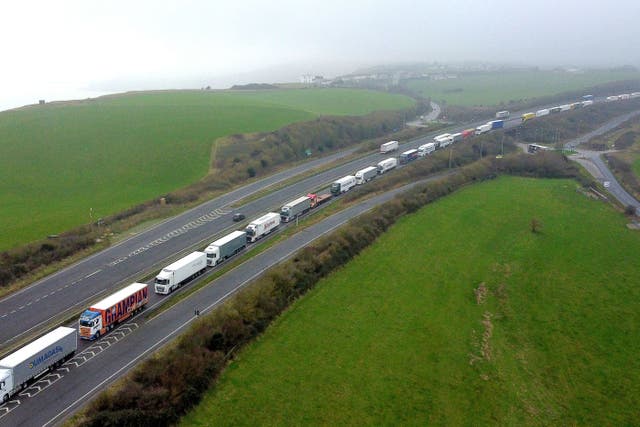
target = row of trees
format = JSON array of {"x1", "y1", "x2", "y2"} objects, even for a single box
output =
[{"x1": 73, "y1": 149, "x2": 584, "y2": 427}]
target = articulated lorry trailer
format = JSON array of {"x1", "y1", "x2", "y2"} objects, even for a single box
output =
[
  {"x1": 379, "y1": 140, "x2": 398, "y2": 154},
  {"x1": 246, "y1": 212, "x2": 281, "y2": 243},
  {"x1": 155, "y1": 252, "x2": 207, "y2": 295},
  {"x1": 205, "y1": 230, "x2": 247, "y2": 267},
  {"x1": 80, "y1": 282, "x2": 149, "y2": 339},
  {"x1": 355, "y1": 166, "x2": 378, "y2": 184},
  {"x1": 281, "y1": 196, "x2": 312, "y2": 222},
  {"x1": 0, "y1": 327, "x2": 76, "y2": 403},
  {"x1": 330, "y1": 175, "x2": 357, "y2": 195}
]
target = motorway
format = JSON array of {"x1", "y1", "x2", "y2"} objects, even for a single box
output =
[
  {"x1": 0, "y1": 107, "x2": 525, "y2": 350},
  {"x1": 0, "y1": 94, "x2": 637, "y2": 425},
  {"x1": 0, "y1": 173, "x2": 450, "y2": 426}
]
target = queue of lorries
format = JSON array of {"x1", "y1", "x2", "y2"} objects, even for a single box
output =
[{"x1": 2, "y1": 90, "x2": 640, "y2": 405}]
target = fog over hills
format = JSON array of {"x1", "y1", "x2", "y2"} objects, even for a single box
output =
[{"x1": 2, "y1": 0, "x2": 639, "y2": 111}]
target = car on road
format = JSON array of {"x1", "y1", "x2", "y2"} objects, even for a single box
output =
[
  {"x1": 232, "y1": 213, "x2": 246, "y2": 222},
  {"x1": 603, "y1": 181, "x2": 610, "y2": 188}
]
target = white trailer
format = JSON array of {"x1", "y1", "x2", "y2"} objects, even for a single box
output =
[
  {"x1": 205, "y1": 230, "x2": 247, "y2": 266},
  {"x1": 154, "y1": 251, "x2": 207, "y2": 294},
  {"x1": 433, "y1": 133, "x2": 452, "y2": 147},
  {"x1": 582, "y1": 100, "x2": 594, "y2": 107},
  {"x1": 495, "y1": 110, "x2": 510, "y2": 119},
  {"x1": 418, "y1": 142, "x2": 436, "y2": 156},
  {"x1": 535, "y1": 109, "x2": 550, "y2": 117},
  {"x1": 619, "y1": 94, "x2": 631, "y2": 100},
  {"x1": 376, "y1": 157, "x2": 398, "y2": 174},
  {"x1": 559, "y1": 104, "x2": 571, "y2": 111},
  {"x1": 245, "y1": 212, "x2": 281, "y2": 243},
  {"x1": 631, "y1": 92, "x2": 640, "y2": 98},
  {"x1": 379, "y1": 140, "x2": 399, "y2": 154},
  {"x1": 0, "y1": 327, "x2": 76, "y2": 403},
  {"x1": 475, "y1": 124, "x2": 491, "y2": 135},
  {"x1": 280, "y1": 196, "x2": 312, "y2": 222},
  {"x1": 355, "y1": 166, "x2": 378, "y2": 184},
  {"x1": 606, "y1": 96, "x2": 618, "y2": 102},
  {"x1": 451, "y1": 132, "x2": 463, "y2": 143},
  {"x1": 330, "y1": 175, "x2": 357, "y2": 195}
]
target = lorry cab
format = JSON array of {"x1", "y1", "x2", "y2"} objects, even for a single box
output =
[
  {"x1": 245, "y1": 225, "x2": 258, "y2": 241},
  {"x1": 0, "y1": 369, "x2": 12, "y2": 403},
  {"x1": 205, "y1": 246, "x2": 221, "y2": 266},
  {"x1": 79, "y1": 309, "x2": 103, "y2": 340},
  {"x1": 154, "y1": 269, "x2": 173, "y2": 294}
]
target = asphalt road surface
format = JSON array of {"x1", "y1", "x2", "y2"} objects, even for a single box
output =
[
  {"x1": 0, "y1": 94, "x2": 636, "y2": 425},
  {"x1": 0, "y1": 106, "x2": 531, "y2": 350},
  {"x1": 0, "y1": 172, "x2": 450, "y2": 426}
]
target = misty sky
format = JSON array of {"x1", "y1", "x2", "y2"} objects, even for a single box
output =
[{"x1": 2, "y1": 0, "x2": 639, "y2": 111}]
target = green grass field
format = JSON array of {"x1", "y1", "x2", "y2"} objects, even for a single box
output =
[
  {"x1": 406, "y1": 70, "x2": 640, "y2": 106},
  {"x1": 181, "y1": 176, "x2": 640, "y2": 426},
  {"x1": 0, "y1": 89, "x2": 412, "y2": 250}
]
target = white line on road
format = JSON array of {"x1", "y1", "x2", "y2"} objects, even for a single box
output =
[{"x1": 85, "y1": 269, "x2": 102, "y2": 279}]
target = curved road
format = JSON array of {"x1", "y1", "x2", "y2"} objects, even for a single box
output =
[{"x1": 565, "y1": 110, "x2": 640, "y2": 214}]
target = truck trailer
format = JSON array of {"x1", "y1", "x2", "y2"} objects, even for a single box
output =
[
  {"x1": 0, "y1": 327, "x2": 76, "y2": 403},
  {"x1": 536, "y1": 109, "x2": 550, "y2": 117},
  {"x1": 355, "y1": 166, "x2": 378, "y2": 184},
  {"x1": 80, "y1": 283, "x2": 149, "y2": 339},
  {"x1": 307, "y1": 193, "x2": 332, "y2": 208},
  {"x1": 399, "y1": 149, "x2": 419, "y2": 164},
  {"x1": 462, "y1": 129, "x2": 475, "y2": 138},
  {"x1": 488, "y1": 120, "x2": 504, "y2": 130},
  {"x1": 246, "y1": 212, "x2": 281, "y2": 243},
  {"x1": 495, "y1": 110, "x2": 510, "y2": 119},
  {"x1": 377, "y1": 157, "x2": 397, "y2": 174},
  {"x1": 475, "y1": 124, "x2": 491, "y2": 135},
  {"x1": 205, "y1": 230, "x2": 247, "y2": 266},
  {"x1": 330, "y1": 175, "x2": 357, "y2": 195},
  {"x1": 418, "y1": 142, "x2": 436, "y2": 156},
  {"x1": 155, "y1": 252, "x2": 207, "y2": 295},
  {"x1": 379, "y1": 140, "x2": 398, "y2": 154},
  {"x1": 521, "y1": 112, "x2": 536, "y2": 122},
  {"x1": 433, "y1": 133, "x2": 452, "y2": 148},
  {"x1": 281, "y1": 196, "x2": 312, "y2": 222}
]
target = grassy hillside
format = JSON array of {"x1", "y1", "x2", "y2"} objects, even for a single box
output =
[
  {"x1": 181, "y1": 176, "x2": 640, "y2": 426},
  {"x1": 0, "y1": 88, "x2": 413, "y2": 250},
  {"x1": 406, "y1": 70, "x2": 640, "y2": 106}
]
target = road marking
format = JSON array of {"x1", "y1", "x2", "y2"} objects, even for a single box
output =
[{"x1": 85, "y1": 269, "x2": 102, "y2": 279}]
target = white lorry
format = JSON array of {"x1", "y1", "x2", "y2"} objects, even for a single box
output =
[
  {"x1": 379, "y1": 140, "x2": 399, "y2": 154},
  {"x1": 280, "y1": 196, "x2": 312, "y2": 222},
  {"x1": 154, "y1": 251, "x2": 207, "y2": 294},
  {"x1": 475, "y1": 124, "x2": 491, "y2": 135},
  {"x1": 245, "y1": 212, "x2": 281, "y2": 243},
  {"x1": 204, "y1": 230, "x2": 247, "y2": 266},
  {"x1": 433, "y1": 133, "x2": 452, "y2": 147},
  {"x1": 0, "y1": 327, "x2": 76, "y2": 403},
  {"x1": 495, "y1": 110, "x2": 510, "y2": 119},
  {"x1": 377, "y1": 157, "x2": 398, "y2": 174},
  {"x1": 355, "y1": 166, "x2": 378, "y2": 184},
  {"x1": 418, "y1": 143, "x2": 436, "y2": 156},
  {"x1": 535, "y1": 109, "x2": 550, "y2": 117},
  {"x1": 330, "y1": 175, "x2": 357, "y2": 195}
]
